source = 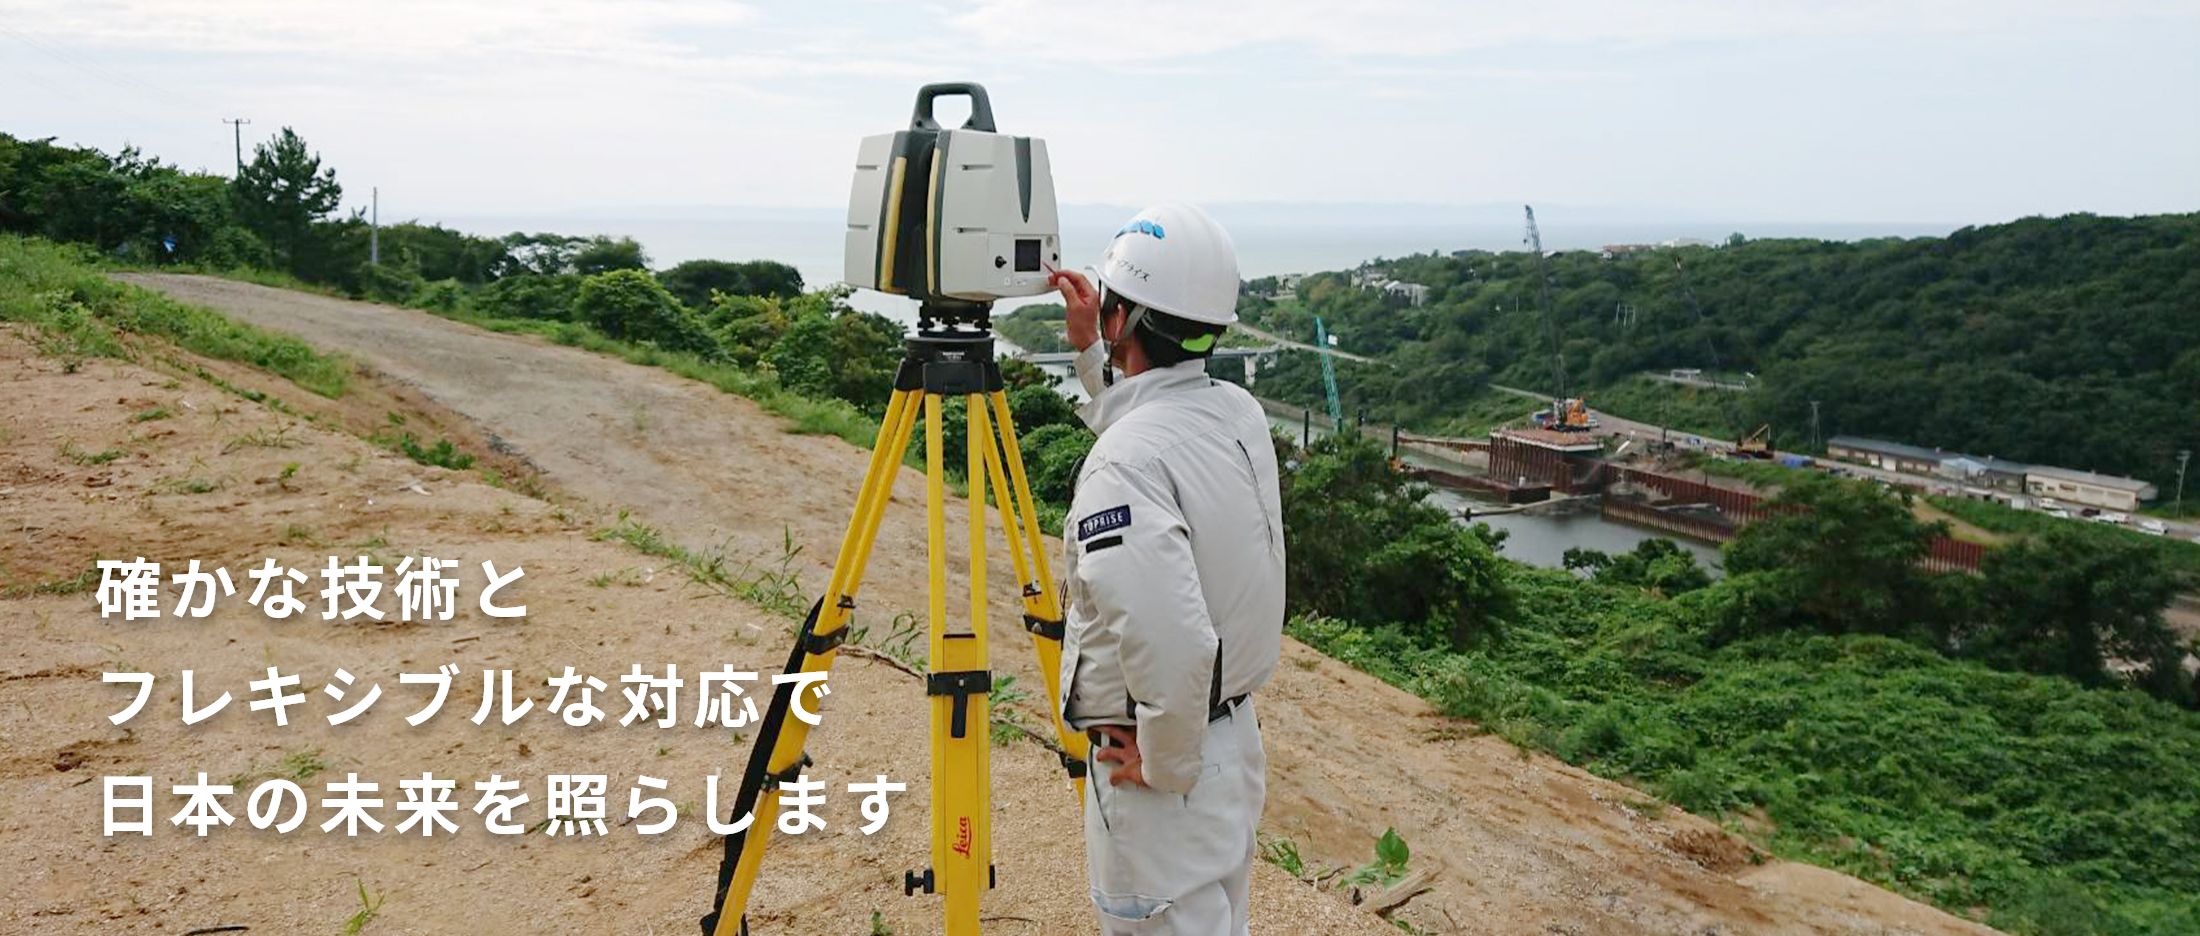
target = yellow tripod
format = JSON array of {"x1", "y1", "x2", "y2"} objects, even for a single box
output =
[{"x1": 701, "y1": 322, "x2": 1091, "y2": 936}]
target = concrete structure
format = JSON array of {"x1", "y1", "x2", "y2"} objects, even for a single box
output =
[
  {"x1": 1384, "y1": 281, "x2": 1430, "y2": 306},
  {"x1": 1937, "y1": 454, "x2": 2030, "y2": 493},
  {"x1": 2024, "y1": 466, "x2": 2159, "y2": 513},
  {"x1": 1826, "y1": 435, "x2": 1948, "y2": 477}
]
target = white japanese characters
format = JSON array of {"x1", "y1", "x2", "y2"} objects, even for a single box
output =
[
  {"x1": 103, "y1": 771, "x2": 904, "y2": 839},
  {"x1": 85, "y1": 555, "x2": 902, "y2": 842},
  {"x1": 94, "y1": 557, "x2": 525, "y2": 621}
]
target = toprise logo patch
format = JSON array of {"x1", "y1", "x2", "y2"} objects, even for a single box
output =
[{"x1": 1077, "y1": 505, "x2": 1131, "y2": 542}]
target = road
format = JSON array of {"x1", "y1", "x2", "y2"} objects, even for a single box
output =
[
  {"x1": 1232, "y1": 321, "x2": 1378, "y2": 363},
  {"x1": 1645, "y1": 372, "x2": 1753, "y2": 392}
]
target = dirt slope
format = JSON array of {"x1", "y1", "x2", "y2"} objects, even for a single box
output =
[{"x1": 12, "y1": 272, "x2": 1997, "y2": 935}]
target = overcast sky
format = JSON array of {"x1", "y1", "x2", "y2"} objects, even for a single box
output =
[{"x1": 3, "y1": 1, "x2": 2195, "y2": 226}]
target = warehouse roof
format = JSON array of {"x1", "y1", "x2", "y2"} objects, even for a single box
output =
[
  {"x1": 1827, "y1": 435, "x2": 1950, "y2": 464},
  {"x1": 2026, "y1": 465, "x2": 2159, "y2": 496},
  {"x1": 1943, "y1": 454, "x2": 2032, "y2": 474}
]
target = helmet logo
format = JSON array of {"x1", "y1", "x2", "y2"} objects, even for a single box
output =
[
  {"x1": 1112, "y1": 219, "x2": 1166, "y2": 240},
  {"x1": 1106, "y1": 256, "x2": 1152, "y2": 281}
]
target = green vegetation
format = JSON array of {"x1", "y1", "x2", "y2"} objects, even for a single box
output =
[
  {"x1": 1281, "y1": 435, "x2": 1510, "y2": 648},
  {"x1": 1562, "y1": 538, "x2": 1711, "y2": 597},
  {"x1": 1286, "y1": 435, "x2": 2200, "y2": 933},
  {"x1": 1342, "y1": 827, "x2": 1413, "y2": 888},
  {"x1": 591, "y1": 515, "x2": 808, "y2": 620},
  {"x1": 1258, "y1": 835, "x2": 1307, "y2": 877},
  {"x1": 0, "y1": 235, "x2": 352, "y2": 396},
  {"x1": 1687, "y1": 452, "x2": 1821, "y2": 489},
  {"x1": 1250, "y1": 214, "x2": 2200, "y2": 488},
  {"x1": 60, "y1": 440, "x2": 124, "y2": 466},
  {"x1": 995, "y1": 302, "x2": 1070, "y2": 353},
  {"x1": 1583, "y1": 373, "x2": 1741, "y2": 440},
  {"x1": 391, "y1": 434, "x2": 475, "y2": 471},
  {"x1": 343, "y1": 877, "x2": 385, "y2": 935},
  {"x1": 1931, "y1": 494, "x2": 2200, "y2": 578}
]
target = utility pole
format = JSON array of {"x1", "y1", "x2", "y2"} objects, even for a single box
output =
[
  {"x1": 1809, "y1": 400, "x2": 1822, "y2": 452},
  {"x1": 2178, "y1": 449, "x2": 2191, "y2": 517},
  {"x1": 370, "y1": 187, "x2": 380, "y2": 266},
  {"x1": 221, "y1": 117, "x2": 251, "y2": 175}
]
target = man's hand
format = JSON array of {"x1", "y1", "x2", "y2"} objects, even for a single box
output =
[
  {"x1": 1093, "y1": 726, "x2": 1148, "y2": 788},
  {"x1": 1051, "y1": 268, "x2": 1101, "y2": 352}
]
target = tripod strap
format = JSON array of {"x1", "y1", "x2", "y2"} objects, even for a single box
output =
[
  {"x1": 700, "y1": 597, "x2": 830, "y2": 936},
  {"x1": 927, "y1": 669, "x2": 994, "y2": 739}
]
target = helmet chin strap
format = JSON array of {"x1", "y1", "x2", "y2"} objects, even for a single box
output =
[{"x1": 1098, "y1": 286, "x2": 1151, "y2": 389}]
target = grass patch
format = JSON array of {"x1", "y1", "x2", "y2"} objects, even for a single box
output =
[
  {"x1": 1686, "y1": 452, "x2": 1821, "y2": 490},
  {"x1": 223, "y1": 424, "x2": 299, "y2": 453},
  {"x1": 0, "y1": 561, "x2": 101, "y2": 598},
  {"x1": 591, "y1": 514, "x2": 807, "y2": 619},
  {"x1": 0, "y1": 235, "x2": 351, "y2": 397},
  {"x1": 1290, "y1": 565, "x2": 2200, "y2": 935},
  {"x1": 391, "y1": 434, "x2": 476, "y2": 470},
  {"x1": 129, "y1": 405, "x2": 173, "y2": 422},
  {"x1": 343, "y1": 877, "x2": 385, "y2": 935},
  {"x1": 155, "y1": 474, "x2": 226, "y2": 495},
  {"x1": 60, "y1": 440, "x2": 124, "y2": 466}
]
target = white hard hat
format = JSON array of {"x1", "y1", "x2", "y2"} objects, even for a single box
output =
[{"x1": 1095, "y1": 203, "x2": 1240, "y2": 326}]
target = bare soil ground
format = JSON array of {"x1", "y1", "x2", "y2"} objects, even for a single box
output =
[{"x1": 0, "y1": 275, "x2": 2007, "y2": 934}]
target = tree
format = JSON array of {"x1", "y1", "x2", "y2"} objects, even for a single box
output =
[
  {"x1": 571, "y1": 235, "x2": 648, "y2": 276},
  {"x1": 1963, "y1": 525, "x2": 2192, "y2": 703},
  {"x1": 1281, "y1": 434, "x2": 1510, "y2": 647},
  {"x1": 232, "y1": 127, "x2": 342, "y2": 271},
  {"x1": 1563, "y1": 538, "x2": 1712, "y2": 596},
  {"x1": 1019, "y1": 423, "x2": 1094, "y2": 505},
  {"x1": 574, "y1": 270, "x2": 710, "y2": 352},
  {"x1": 473, "y1": 273, "x2": 582, "y2": 321},
  {"x1": 764, "y1": 310, "x2": 837, "y2": 398},
  {"x1": 495, "y1": 232, "x2": 586, "y2": 277},
  {"x1": 1720, "y1": 476, "x2": 1947, "y2": 642},
  {"x1": 659, "y1": 258, "x2": 806, "y2": 308}
]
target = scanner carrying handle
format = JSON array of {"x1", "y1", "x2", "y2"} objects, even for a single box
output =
[{"x1": 912, "y1": 83, "x2": 997, "y2": 133}]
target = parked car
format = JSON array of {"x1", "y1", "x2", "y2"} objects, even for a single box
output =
[
  {"x1": 2044, "y1": 508, "x2": 2074, "y2": 519},
  {"x1": 2093, "y1": 511, "x2": 2130, "y2": 525},
  {"x1": 2137, "y1": 519, "x2": 2168, "y2": 536}
]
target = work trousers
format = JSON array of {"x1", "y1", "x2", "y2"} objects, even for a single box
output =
[{"x1": 1082, "y1": 700, "x2": 1266, "y2": 936}]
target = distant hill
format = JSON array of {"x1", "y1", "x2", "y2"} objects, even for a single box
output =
[{"x1": 1246, "y1": 212, "x2": 2200, "y2": 488}]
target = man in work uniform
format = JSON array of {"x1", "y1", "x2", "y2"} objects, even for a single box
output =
[{"x1": 1046, "y1": 203, "x2": 1286, "y2": 936}]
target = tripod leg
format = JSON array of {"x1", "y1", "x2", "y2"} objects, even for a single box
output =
[
  {"x1": 984, "y1": 390, "x2": 1091, "y2": 799},
  {"x1": 921, "y1": 393, "x2": 993, "y2": 935},
  {"x1": 703, "y1": 388, "x2": 921, "y2": 936}
]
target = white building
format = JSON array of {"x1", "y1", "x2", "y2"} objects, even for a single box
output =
[
  {"x1": 2024, "y1": 466, "x2": 2159, "y2": 513},
  {"x1": 1384, "y1": 281, "x2": 1430, "y2": 306}
]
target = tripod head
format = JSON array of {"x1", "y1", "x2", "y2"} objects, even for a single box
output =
[{"x1": 915, "y1": 298, "x2": 994, "y2": 337}]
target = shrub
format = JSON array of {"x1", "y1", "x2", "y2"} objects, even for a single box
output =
[
  {"x1": 574, "y1": 269, "x2": 712, "y2": 353},
  {"x1": 472, "y1": 273, "x2": 582, "y2": 321},
  {"x1": 410, "y1": 278, "x2": 467, "y2": 314}
]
